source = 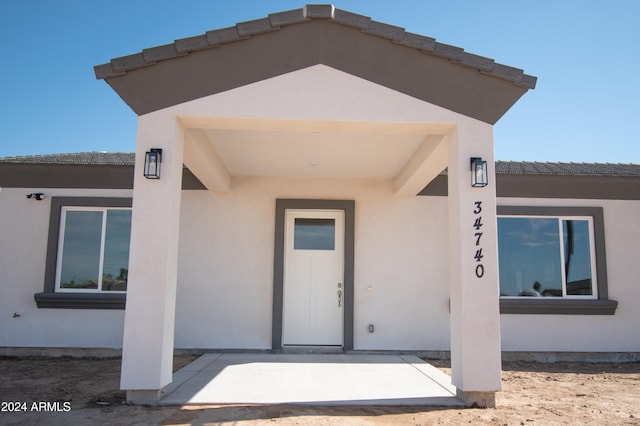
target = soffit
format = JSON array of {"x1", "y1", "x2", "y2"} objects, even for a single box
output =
[
  {"x1": 203, "y1": 128, "x2": 429, "y2": 179},
  {"x1": 94, "y1": 5, "x2": 536, "y2": 124}
]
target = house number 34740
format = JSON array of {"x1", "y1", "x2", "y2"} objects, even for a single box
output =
[{"x1": 473, "y1": 201, "x2": 484, "y2": 278}]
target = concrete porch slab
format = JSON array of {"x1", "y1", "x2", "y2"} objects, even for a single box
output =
[{"x1": 160, "y1": 353, "x2": 464, "y2": 406}]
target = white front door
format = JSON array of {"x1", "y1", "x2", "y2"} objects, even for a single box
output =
[{"x1": 283, "y1": 209, "x2": 344, "y2": 346}]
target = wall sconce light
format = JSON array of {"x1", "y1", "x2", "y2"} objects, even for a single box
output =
[
  {"x1": 143, "y1": 149, "x2": 162, "y2": 179},
  {"x1": 470, "y1": 157, "x2": 488, "y2": 187},
  {"x1": 26, "y1": 193, "x2": 45, "y2": 201}
]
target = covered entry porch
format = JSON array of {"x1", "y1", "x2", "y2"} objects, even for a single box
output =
[{"x1": 94, "y1": 4, "x2": 535, "y2": 408}]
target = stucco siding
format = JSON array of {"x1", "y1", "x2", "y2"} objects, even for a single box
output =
[
  {"x1": 174, "y1": 177, "x2": 451, "y2": 350},
  {"x1": 2, "y1": 186, "x2": 638, "y2": 353}
]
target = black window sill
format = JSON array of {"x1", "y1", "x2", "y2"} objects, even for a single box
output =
[
  {"x1": 34, "y1": 292, "x2": 126, "y2": 309},
  {"x1": 500, "y1": 298, "x2": 618, "y2": 315}
]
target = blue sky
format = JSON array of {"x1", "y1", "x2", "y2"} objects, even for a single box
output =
[{"x1": 1, "y1": 1, "x2": 638, "y2": 163}]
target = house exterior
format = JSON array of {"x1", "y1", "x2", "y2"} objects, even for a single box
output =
[{"x1": 1, "y1": 5, "x2": 639, "y2": 407}]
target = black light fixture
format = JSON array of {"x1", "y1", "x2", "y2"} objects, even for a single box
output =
[
  {"x1": 143, "y1": 149, "x2": 162, "y2": 179},
  {"x1": 26, "y1": 193, "x2": 45, "y2": 201},
  {"x1": 470, "y1": 157, "x2": 488, "y2": 187}
]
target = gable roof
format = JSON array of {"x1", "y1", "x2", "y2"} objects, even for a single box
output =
[{"x1": 94, "y1": 4, "x2": 536, "y2": 124}]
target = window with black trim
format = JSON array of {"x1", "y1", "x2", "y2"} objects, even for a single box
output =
[
  {"x1": 497, "y1": 206, "x2": 617, "y2": 315},
  {"x1": 35, "y1": 197, "x2": 132, "y2": 309}
]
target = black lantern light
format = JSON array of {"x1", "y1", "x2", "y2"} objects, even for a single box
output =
[
  {"x1": 26, "y1": 193, "x2": 45, "y2": 201},
  {"x1": 470, "y1": 157, "x2": 488, "y2": 187},
  {"x1": 143, "y1": 149, "x2": 162, "y2": 179}
]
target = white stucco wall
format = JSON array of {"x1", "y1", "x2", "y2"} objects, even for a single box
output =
[
  {"x1": 2, "y1": 186, "x2": 639, "y2": 352},
  {"x1": 174, "y1": 191, "x2": 640, "y2": 353},
  {"x1": 0, "y1": 182, "x2": 452, "y2": 351},
  {"x1": 174, "y1": 177, "x2": 451, "y2": 351},
  {"x1": 0, "y1": 188, "x2": 130, "y2": 348}
]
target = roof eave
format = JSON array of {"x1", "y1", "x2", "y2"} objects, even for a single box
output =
[{"x1": 95, "y1": 5, "x2": 536, "y2": 91}]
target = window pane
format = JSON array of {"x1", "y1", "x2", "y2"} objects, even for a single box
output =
[
  {"x1": 498, "y1": 218, "x2": 563, "y2": 297},
  {"x1": 563, "y1": 220, "x2": 594, "y2": 295},
  {"x1": 102, "y1": 210, "x2": 132, "y2": 291},
  {"x1": 294, "y1": 218, "x2": 335, "y2": 250},
  {"x1": 59, "y1": 211, "x2": 102, "y2": 289}
]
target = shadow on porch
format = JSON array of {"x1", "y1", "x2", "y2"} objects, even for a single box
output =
[{"x1": 159, "y1": 353, "x2": 464, "y2": 407}]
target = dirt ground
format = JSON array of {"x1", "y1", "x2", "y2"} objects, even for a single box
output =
[{"x1": 0, "y1": 355, "x2": 638, "y2": 426}]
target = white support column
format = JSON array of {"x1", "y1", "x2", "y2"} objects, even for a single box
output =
[
  {"x1": 120, "y1": 114, "x2": 185, "y2": 405},
  {"x1": 447, "y1": 122, "x2": 502, "y2": 408}
]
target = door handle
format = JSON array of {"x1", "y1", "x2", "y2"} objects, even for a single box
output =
[{"x1": 337, "y1": 289, "x2": 342, "y2": 307}]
